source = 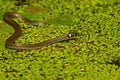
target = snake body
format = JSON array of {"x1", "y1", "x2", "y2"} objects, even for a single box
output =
[{"x1": 3, "y1": 12, "x2": 78, "y2": 50}]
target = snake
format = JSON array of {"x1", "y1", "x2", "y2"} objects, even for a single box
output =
[{"x1": 3, "y1": 12, "x2": 78, "y2": 50}]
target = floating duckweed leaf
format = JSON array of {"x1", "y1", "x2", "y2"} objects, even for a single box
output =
[
  {"x1": 0, "y1": 24, "x2": 13, "y2": 50},
  {"x1": 24, "y1": 6, "x2": 50, "y2": 14},
  {"x1": 0, "y1": 37, "x2": 5, "y2": 50},
  {"x1": 46, "y1": 15, "x2": 74, "y2": 26},
  {"x1": 0, "y1": 12, "x2": 4, "y2": 20},
  {"x1": 23, "y1": 12, "x2": 45, "y2": 21},
  {"x1": 0, "y1": 24, "x2": 13, "y2": 34}
]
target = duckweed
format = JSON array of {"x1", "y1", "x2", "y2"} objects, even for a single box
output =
[{"x1": 0, "y1": 0, "x2": 120, "y2": 80}]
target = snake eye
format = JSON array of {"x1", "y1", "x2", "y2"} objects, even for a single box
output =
[{"x1": 67, "y1": 31, "x2": 79, "y2": 38}]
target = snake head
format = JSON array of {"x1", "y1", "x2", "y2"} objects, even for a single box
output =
[{"x1": 67, "y1": 31, "x2": 79, "y2": 38}]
